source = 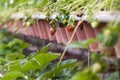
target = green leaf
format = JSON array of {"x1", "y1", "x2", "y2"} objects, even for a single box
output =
[
  {"x1": 0, "y1": 44, "x2": 10, "y2": 55},
  {"x1": 37, "y1": 59, "x2": 77, "y2": 80},
  {"x1": 54, "y1": 59, "x2": 77, "y2": 75},
  {"x1": 6, "y1": 53, "x2": 25, "y2": 60},
  {"x1": 22, "y1": 53, "x2": 60, "y2": 71},
  {"x1": 0, "y1": 29, "x2": 9, "y2": 38},
  {"x1": 21, "y1": 59, "x2": 40, "y2": 71},
  {"x1": 91, "y1": 53, "x2": 102, "y2": 63},
  {"x1": 38, "y1": 43, "x2": 51, "y2": 54},
  {"x1": 0, "y1": 57, "x2": 6, "y2": 63},
  {"x1": 34, "y1": 53, "x2": 59, "y2": 68},
  {"x1": 1, "y1": 71, "x2": 24, "y2": 80},
  {"x1": 8, "y1": 63, "x2": 21, "y2": 72},
  {"x1": 67, "y1": 39, "x2": 99, "y2": 48},
  {"x1": 27, "y1": 43, "x2": 51, "y2": 59},
  {"x1": 70, "y1": 71, "x2": 100, "y2": 80},
  {"x1": 70, "y1": 72, "x2": 89, "y2": 80},
  {"x1": 13, "y1": 0, "x2": 28, "y2": 5},
  {"x1": 7, "y1": 39, "x2": 29, "y2": 49},
  {"x1": 98, "y1": 33, "x2": 117, "y2": 47},
  {"x1": 36, "y1": 0, "x2": 48, "y2": 8}
]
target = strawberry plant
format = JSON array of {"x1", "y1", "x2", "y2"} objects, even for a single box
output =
[
  {"x1": 0, "y1": 29, "x2": 82, "y2": 80},
  {"x1": 0, "y1": 29, "x2": 111, "y2": 80},
  {"x1": 0, "y1": 0, "x2": 120, "y2": 80}
]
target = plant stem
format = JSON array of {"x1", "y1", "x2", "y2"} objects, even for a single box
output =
[{"x1": 57, "y1": 20, "x2": 83, "y2": 67}]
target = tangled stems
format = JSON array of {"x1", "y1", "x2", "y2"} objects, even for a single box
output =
[
  {"x1": 0, "y1": 0, "x2": 120, "y2": 25},
  {"x1": 46, "y1": 0, "x2": 120, "y2": 15}
]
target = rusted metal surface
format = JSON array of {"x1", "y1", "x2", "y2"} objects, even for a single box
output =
[{"x1": 3, "y1": 20, "x2": 119, "y2": 57}]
